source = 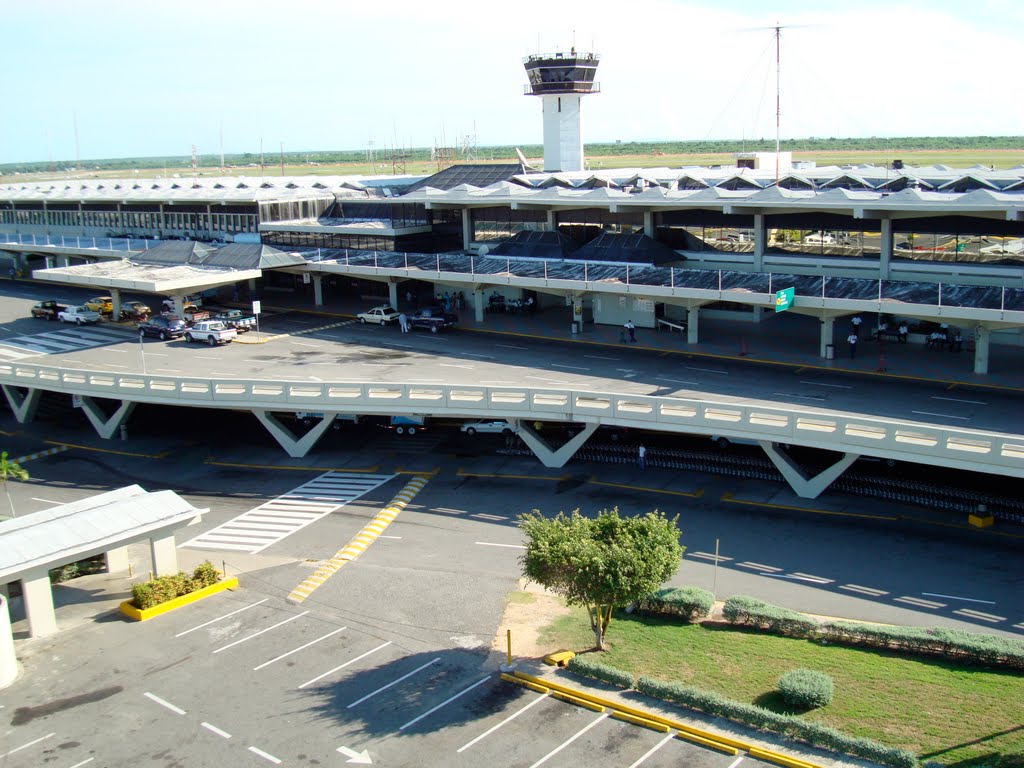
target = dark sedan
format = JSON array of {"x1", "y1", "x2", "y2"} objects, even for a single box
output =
[{"x1": 138, "y1": 315, "x2": 187, "y2": 340}]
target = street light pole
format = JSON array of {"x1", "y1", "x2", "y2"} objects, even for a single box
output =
[{"x1": 139, "y1": 333, "x2": 147, "y2": 374}]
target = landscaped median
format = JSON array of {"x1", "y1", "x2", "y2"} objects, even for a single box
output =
[{"x1": 120, "y1": 561, "x2": 238, "y2": 621}]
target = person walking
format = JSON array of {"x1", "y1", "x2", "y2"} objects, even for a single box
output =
[
  {"x1": 638, "y1": 443, "x2": 647, "y2": 470},
  {"x1": 851, "y1": 315, "x2": 863, "y2": 338},
  {"x1": 898, "y1": 323, "x2": 908, "y2": 343},
  {"x1": 398, "y1": 312, "x2": 409, "y2": 333},
  {"x1": 847, "y1": 332, "x2": 858, "y2": 358},
  {"x1": 625, "y1": 320, "x2": 637, "y2": 343}
]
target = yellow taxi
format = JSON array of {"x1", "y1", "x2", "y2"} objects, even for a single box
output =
[{"x1": 84, "y1": 296, "x2": 113, "y2": 314}]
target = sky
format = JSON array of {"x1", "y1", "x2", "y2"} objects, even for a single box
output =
[{"x1": 1, "y1": 0, "x2": 1022, "y2": 164}]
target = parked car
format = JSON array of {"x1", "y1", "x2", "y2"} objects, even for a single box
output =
[
  {"x1": 409, "y1": 307, "x2": 457, "y2": 333},
  {"x1": 119, "y1": 301, "x2": 151, "y2": 321},
  {"x1": 212, "y1": 308, "x2": 255, "y2": 332},
  {"x1": 184, "y1": 320, "x2": 237, "y2": 346},
  {"x1": 357, "y1": 305, "x2": 401, "y2": 325},
  {"x1": 138, "y1": 315, "x2": 187, "y2": 340},
  {"x1": 802, "y1": 233, "x2": 836, "y2": 245},
  {"x1": 83, "y1": 296, "x2": 113, "y2": 314},
  {"x1": 58, "y1": 305, "x2": 102, "y2": 325},
  {"x1": 30, "y1": 300, "x2": 68, "y2": 320},
  {"x1": 461, "y1": 419, "x2": 516, "y2": 436}
]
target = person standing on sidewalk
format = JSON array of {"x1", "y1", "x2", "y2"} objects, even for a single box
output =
[
  {"x1": 638, "y1": 443, "x2": 647, "y2": 470},
  {"x1": 625, "y1": 320, "x2": 637, "y2": 343},
  {"x1": 847, "y1": 332, "x2": 858, "y2": 358}
]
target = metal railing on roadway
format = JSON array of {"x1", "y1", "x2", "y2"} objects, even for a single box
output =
[{"x1": 2, "y1": 360, "x2": 1022, "y2": 477}]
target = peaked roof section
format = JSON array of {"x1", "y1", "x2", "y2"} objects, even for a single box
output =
[
  {"x1": 203, "y1": 243, "x2": 307, "y2": 269},
  {"x1": 571, "y1": 232, "x2": 681, "y2": 265},
  {"x1": 132, "y1": 239, "x2": 218, "y2": 266},
  {"x1": 486, "y1": 230, "x2": 579, "y2": 259},
  {"x1": 403, "y1": 163, "x2": 526, "y2": 193}
]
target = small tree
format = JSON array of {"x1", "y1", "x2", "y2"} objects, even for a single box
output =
[
  {"x1": 0, "y1": 451, "x2": 29, "y2": 518},
  {"x1": 519, "y1": 507, "x2": 684, "y2": 651}
]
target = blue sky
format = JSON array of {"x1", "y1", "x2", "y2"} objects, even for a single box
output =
[{"x1": 1, "y1": 0, "x2": 1021, "y2": 164}]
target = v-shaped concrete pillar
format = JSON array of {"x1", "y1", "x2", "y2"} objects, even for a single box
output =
[
  {"x1": 761, "y1": 441, "x2": 858, "y2": 499},
  {"x1": 253, "y1": 410, "x2": 336, "y2": 458},
  {"x1": 79, "y1": 397, "x2": 137, "y2": 439},
  {"x1": 513, "y1": 420, "x2": 598, "y2": 468},
  {"x1": 1, "y1": 385, "x2": 42, "y2": 423}
]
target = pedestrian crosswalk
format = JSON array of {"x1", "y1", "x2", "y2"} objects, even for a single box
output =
[
  {"x1": 179, "y1": 472, "x2": 396, "y2": 554},
  {"x1": 0, "y1": 326, "x2": 126, "y2": 362}
]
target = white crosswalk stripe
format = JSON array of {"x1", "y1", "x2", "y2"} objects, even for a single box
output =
[
  {"x1": 0, "y1": 326, "x2": 126, "y2": 361},
  {"x1": 179, "y1": 472, "x2": 395, "y2": 554}
]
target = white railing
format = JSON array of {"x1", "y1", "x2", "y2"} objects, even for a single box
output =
[{"x1": 3, "y1": 362, "x2": 1023, "y2": 477}]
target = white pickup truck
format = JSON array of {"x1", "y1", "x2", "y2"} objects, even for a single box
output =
[
  {"x1": 58, "y1": 305, "x2": 102, "y2": 325},
  {"x1": 184, "y1": 320, "x2": 237, "y2": 346}
]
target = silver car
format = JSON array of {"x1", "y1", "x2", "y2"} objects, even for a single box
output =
[{"x1": 461, "y1": 420, "x2": 515, "y2": 436}]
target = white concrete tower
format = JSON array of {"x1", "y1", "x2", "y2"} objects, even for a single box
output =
[{"x1": 523, "y1": 51, "x2": 601, "y2": 172}]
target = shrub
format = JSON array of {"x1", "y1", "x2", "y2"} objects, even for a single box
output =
[
  {"x1": 567, "y1": 655, "x2": 634, "y2": 689},
  {"x1": 191, "y1": 561, "x2": 221, "y2": 589},
  {"x1": 778, "y1": 668, "x2": 834, "y2": 709},
  {"x1": 722, "y1": 595, "x2": 819, "y2": 637},
  {"x1": 129, "y1": 562, "x2": 221, "y2": 609},
  {"x1": 637, "y1": 586, "x2": 714, "y2": 621}
]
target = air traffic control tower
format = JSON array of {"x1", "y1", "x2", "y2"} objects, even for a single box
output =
[{"x1": 523, "y1": 50, "x2": 601, "y2": 172}]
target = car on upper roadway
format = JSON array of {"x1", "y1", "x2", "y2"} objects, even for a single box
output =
[
  {"x1": 357, "y1": 305, "x2": 401, "y2": 325},
  {"x1": 461, "y1": 419, "x2": 516, "y2": 436},
  {"x1": 58, "y1": 305, "x2": 102, "y2": 325},
  {"x1": 139, "y1": 315, "x2": 187, "y2": 340},
  {"x1": 83, "y1": 296, "x2": 113, "y2": 314}
]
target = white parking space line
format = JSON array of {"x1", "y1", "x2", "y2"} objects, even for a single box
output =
[
  {"x1": 299, "y1": 641, "x2": 393, "y2": 689},
  {"x1": 931, "y1": 396, "x2": 986, "y2": 405},
  {"x1": 175, "y1": 598, "x2": 269, "y2": 637},
  {"x1": 457, "y1": 691, "x2": 549, "y2": 753},
  {"x1": 655, "y1": 377, "x2": 698, "y2": 386},
  {"x1": 2, "y1": 732, "x2": 55, "y2": 758},
  {"x1": 772, "y1": 392, "x2": 826, "y2": 401},
  {"x1": 212, "y1": 611, "x2": 309, "y2": 654},
  {"x1": 67, "y1": 758, "x2": 95, "y2": 768},
  {"x1": 726, "y1": 757, "x2": 745, "y2": 768},
  {"x1": 476, "y1": 541, "x2": 525, "y2": 549},
  {"x1": 626, "y1": 731, "x2": 676, "y2": 768},
  {"x1": 552, "y1": 363, "x2": 589, "y2": 370},
  {"x1": 922, "y1": 592, "x2": 995, "y2": 605},
  {"x1": 248, "y1": 746, "x2": 282, "y2": 764},
  {"x1": 801, "y1": 381, "x2": 852, "y2": 389},
  {"x1": 253, "y1": 627, "x2": 347, "y2": 670},
  {"x1": 144, "y1": 692, "x2": 186, "y2": 715},
  {"x1": 686, "y1": 365, "x2": 728, "y2": 374},
  {"x1": 201, "y1": 722, "x2": 232, "y2": 739},
  {"x1": 399, "y1": 675, "x2": 492, "y2": 731},
  {"x1": 911, "y1": 410, "x2": 969, "y2": 420},
  {"x1": 291, "y1": 341, "x2": 322, "y2": 348},
  {"x1": 347, "y1": 657, "x2": 441, "y2": 708},
  {"x1": 584, "y1": 355, "x2": 620, "y2": 361},
  {"x1": 529, "y1": 712, "x2": 610, "y2": 768},
  {"x1": 839, "y1": 583, "x2": 889, "y2": 597},
  {"x1": 496, "y1": 344, "x2": 527, "y2": 350},
  {"x1": 31, "y1": 497, "x2": 66, "y2": 505}
]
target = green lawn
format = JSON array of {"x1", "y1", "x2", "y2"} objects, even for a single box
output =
[{"x1": 540, "y1": 607, "x2": 1024, "y2": 766}]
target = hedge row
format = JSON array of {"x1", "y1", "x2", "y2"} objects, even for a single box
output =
[
  {"x1": 722, "y1": 595, "x2": 1024, "y2": 670},
  {"x1": 131, "y1": 561, "x2": 221, "y2": 609},
  {"x1": 636, "y1": 676, "x2": 917, "y2": 768},
  {"x1": 637, "y1": 586, "x2": 715, "y2": 621},
  {"x1": 566, "y1": 655, "x2": 635, "y2": 689}
]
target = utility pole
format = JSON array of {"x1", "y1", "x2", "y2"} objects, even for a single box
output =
[{"x1": 280, "y1": 142, "x2": 285, "y2": 176}]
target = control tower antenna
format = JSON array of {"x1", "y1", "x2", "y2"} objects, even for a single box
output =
[{"x1": 523, "y1": 48, "x2": 601, "y2": 172}]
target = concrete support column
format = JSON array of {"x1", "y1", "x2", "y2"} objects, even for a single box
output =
[
  {"x1": 879, "y1": 218, "x2": 893, "y2": 280},
  {"x1": 21, "y1": 569, "x2": 57, "y2": 638},
  {"x1": 44, "y1": 255, "x2": 54, "y2": 269},
  {"x1": 461, "y1": 208, "x2": 472, "y2": 250},
  {"x1": 312, "y1": 275, "x2": 323, "y2": 306},
  {"x1": 761, "y1": 442, "x2": 859, "y2": 499},
  {"x1": 388, "y1": 281, "x2": 399, "y2": 309},
  {"x1": 752, "y1": 306, "x2": 763, "y2": 324},
  {"x1": 248, "y1": 278, "x2": 257, "y2": 293},
  {"x1": 150, "y1": 534, "x2": 178, "y2": 577},
  {"x1": 643, "y1": 211, "x2": 655, "y2": 239},
  {"x1": 79, "y1": 398, "x2": 136, "y2": 440},
  {"x1": 820, "y1": 316, "x2": 835, "y2": 358},
  {"x1": 105, "y1": 546, "x2": 130, "y2": 574},
  {"x1": 753, "y1": 213, "x2": 766, "y2": 272},
  {"x1": 58, "y1": 254, "x2": 70, "y2": 268},
  {"x1": 546, "y1": 210, "x2": 557, "y2": 232},
  {"x1": 974, "y1": 325, "x2": 990, "y2": 375},
  {"x1": 252, "y1": 409, "x2": 337, "y2": 458},
  {"x1": 171, "y1": 295, "x2": 186, "y2": 317},
  {"x1": 110, "y1": 288, "x2": 122, "y2": 320},
  {"x1": 0, "y1": 594, "x2": 17, "y2": 688},
  {"x1": 513, "y1": 420, "x2": 598, "y2": 468},
  {"x1": 473, "y1": 289, "x2": 485, "y2": 322},
  {"x1": 1, "y1": 385, "x2": 42, "y2": 423},
  {"x1": 687, "y1": 306, "x2": 700, "y2": 344},
  {"x1": 572, "y1": 295, "x2": 585, "y2": 331}
]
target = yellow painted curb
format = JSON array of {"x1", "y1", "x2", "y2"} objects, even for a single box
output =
[
  {"x1": 675, "y1": 729, "x2": 739, "y2": 756},
  {"x1": 720, "y1": 492, "x2": 898, "y2": 521},
  {"x1": 748, "y1": 747, "x2": 820, "y2": 768},
  {"x1": 45, "y1": 440, "x2": 168, "y2": 459},
  {"x1": 457, "y1": 469, "x2": 570, "y2": 482},
  {"x1": 551, "y1": 691, "x2": 605, "y2": 713},
  {"x1": 119, "y1": 577, "x2": 240, "y2": 621},
  {"x1": 589, "y1": 479, "x2": 704, "y2": 498},
  {"x1": 610, "y1": 710, "x2": 671, "y2": 733},
  {"x1": 500, "y1": 672, "x2": 550, "y2": 694}
]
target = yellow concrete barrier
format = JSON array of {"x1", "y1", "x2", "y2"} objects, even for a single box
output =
[
  {"x1": 551, "y1": 691, "x2": 605, "y2": 713},
  {"x1": 675, "y1": 729, "x2": 739, "y2": 756},
  {"x1": 119, "y1": 577, "x2": 240, "y2": 621},
  {"x1": 501, "y1": 673, "x2": 550, "y2": 694},
  {"x1": 610, "y1": 710, "x2": 671, "y2": 733},
  {"x1": 749, "y1": 746, "x2": 822, "y2": 768}
]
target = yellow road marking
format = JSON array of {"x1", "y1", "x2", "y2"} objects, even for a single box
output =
[
  {"x1": 204, "y1": 459, "x2": 379, "y2": 473},
  {"x1": 720, "y1": 492, "x2": 897, "y2": 520},
  {"x1": 44, "y1": 440, "x2": 169, "y2": 459},
  {"x1": 589, "y1": 479, "x2": 704, "y2": 498}
]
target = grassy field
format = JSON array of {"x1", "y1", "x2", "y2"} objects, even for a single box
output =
[
  {"x1": 539, "y1": 605, "x2": 1024, "y2": 766},
  {"x1": 13, "y1": 148, "x2": 1024, "y2": 182}
]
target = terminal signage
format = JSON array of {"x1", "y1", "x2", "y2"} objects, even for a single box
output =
[{"x1": 774, "y1": 287, "x2": 795, "y2": 313}]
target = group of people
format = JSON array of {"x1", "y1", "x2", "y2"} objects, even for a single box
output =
[
  {"x1": 488, "y1": 291, "x2": 536, "y2": 314},
  {"x1": 846, "y1": 314, "x2": 964, "y2": 358}
]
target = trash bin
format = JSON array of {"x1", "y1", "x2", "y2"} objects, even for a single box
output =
[
  {"x1": 571, "y1": 321, "x2": 580, "y2": 335},
  {"x1": 825, "y1": 344, "x2": 835, "y2": 360}
]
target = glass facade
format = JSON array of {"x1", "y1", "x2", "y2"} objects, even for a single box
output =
[{"x1": 471, "y1": 206, "x2": 546, "y2": 241}]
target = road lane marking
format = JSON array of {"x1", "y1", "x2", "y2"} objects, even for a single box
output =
[
  {"x1": 894, "y1": 596, "x2": 945, "y2": 609},
  {"x1": 686, "y1": 365, "x2": 728, "y2": 374},
  {"x1": 248, "y1": 746, "x2": 282, "y2": 764},
  {"x1": 789, "y1": 571, "x2": 834, "y2": 583},
  {"x1": 922, "y1": 592, "x2": 996, "y2": 605},
  {"x1": 496, "y1": 344, "x2": 527, "y2": 350},
  {"x1": 772, "y1": 392, "x2": 826, "y2": 401},
  {"x1": 212, "y1": 611, "x2": 309, "y2": 654},
  {"x1": 839, "y1": 583, "x2": 889, "y2": 597},
  {"x1": 954, "y1": 608, "x2": 1005, "y2": 622},
  {"x1": 175, "y1": 598, "x2": 269, "y2": 637},
  {"x1": 299, "y1": 641, "x2": 393, "y2": 689},
  {"x1": 347, "y1": 657, "x2": 441, "y2": 708},
  {"x1": 688, "y1": 551, "x2": 733, "y2": 562},
  {"x1": 31, "y1": 497, "x2": 67, "y2": 504},
  {"x1": 201, "y1": 722, "x2": 232, "y2": 739},
  {"x1": 800, "y1": 380, "x2": 852, "y2": 389},
  {"x1": 584, "y1": 354, "x2": 620, "y2": 361},
  {"x1": 476, "y1": 541, "x2": 526, "y2": 549},
  {"x1": 2, "y1": 732, "x2": 55, "y2": 758},
  {"x1": 253, "y1": 627, "x2": 347, "y2": 670},
  {"x1": 67, "y1": 759, "x2": 95, "y2": 768},
  {"x1": 551, "y1": 363, "x2": 589, "y2": 370},
  {"x1": 440, "y1": 363, "x2": 475, "y2": 369},
  {"x1": 399, "y1": 675, "x2": 491, "y2": 730},
  {"x1": 461, "y1": 352, "x2": 495, "y2": 359},
  {"x1": 931, "y1": 396, "x2": 986, "y2": 405},
  {"x1": 726, "y1": 758, "x2": 745, "y2": 768},
  {"x1": 144, "y1": 692, "x2": 186, "y2": 715},
  {"x1": 911, "y1": 410, "x2": 969, "y2": 420},
  {"x1": 529, "y1": 712, "x2": 610, "y2": 768},
  {"x1": 457, "y1": 691, "x2": 549, "y2": 752},
  {"x1": 655, "y1": 376, "x2": 698, "y2": 386},
  {"x1": 736, "y1": 561, "x2": 783, "y2": 572},
  {"x1": 626, "y1": 732, "x2": 677, "y2": 768}
]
